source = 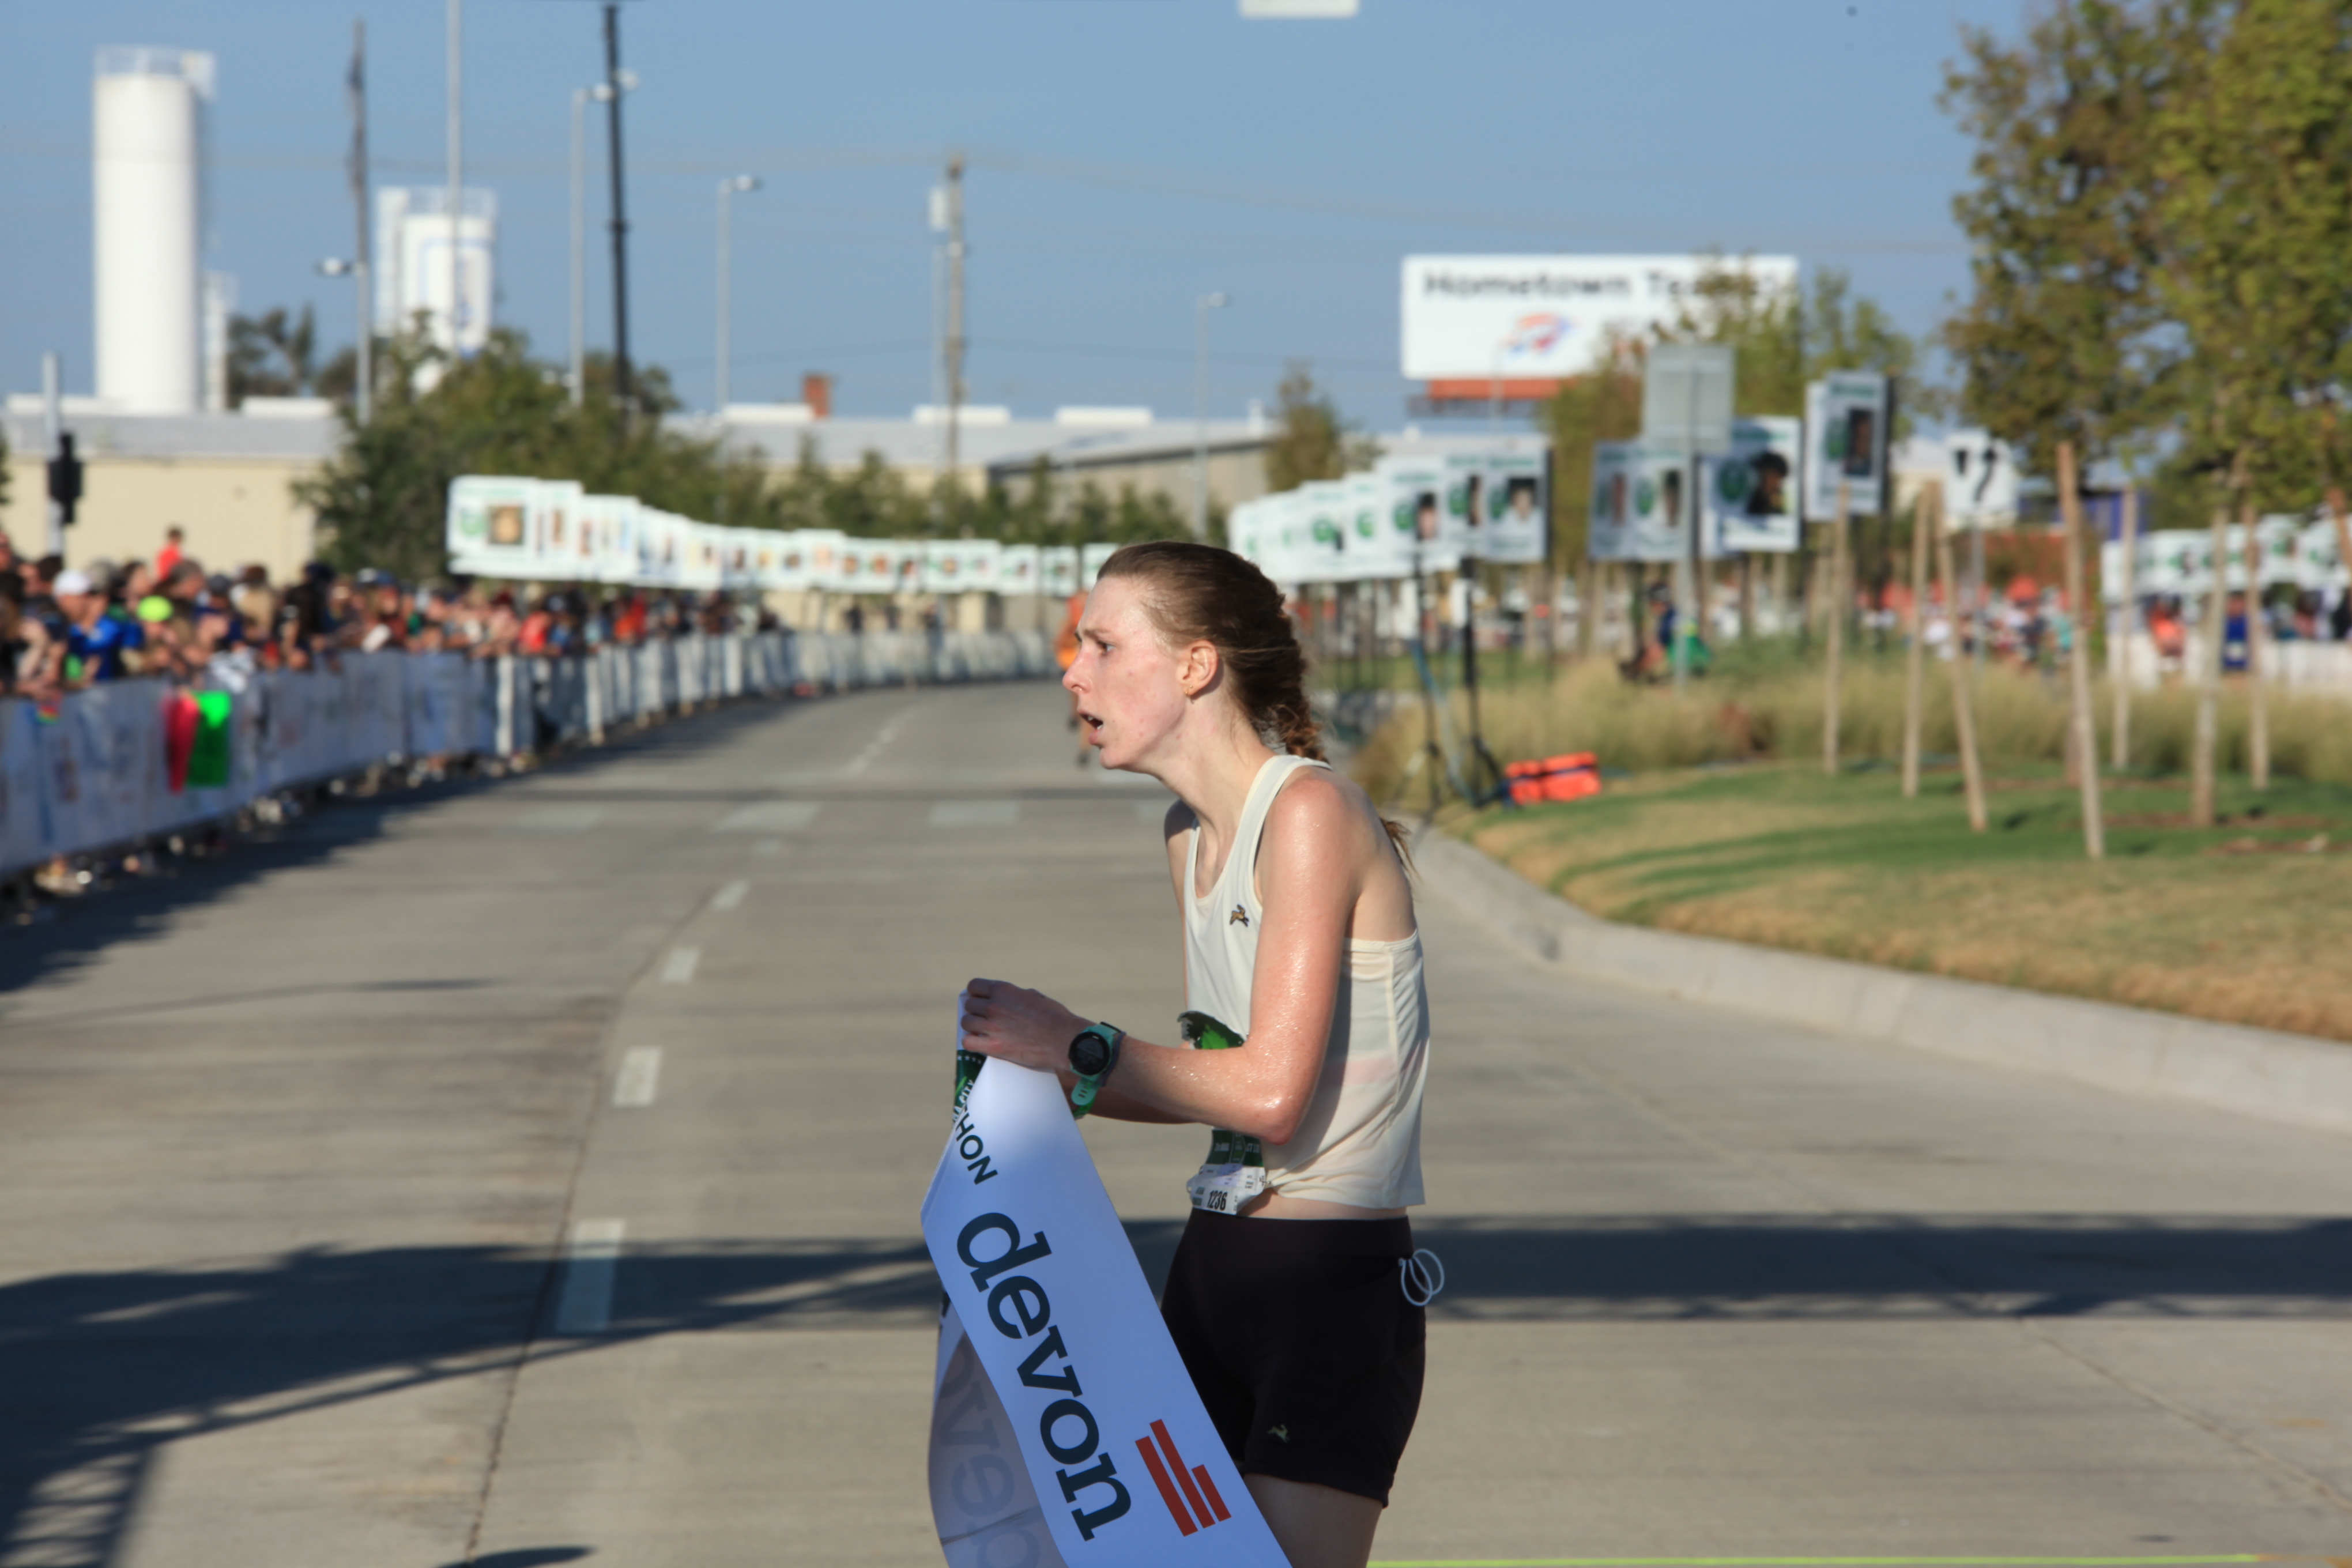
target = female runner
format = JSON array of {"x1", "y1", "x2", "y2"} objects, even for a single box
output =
[{"x1": 958, "y1": 541, "x2": 1431, "y2": 1568}]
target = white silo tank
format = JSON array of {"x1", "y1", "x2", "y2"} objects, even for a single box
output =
[{"x1": 93, "y1": 48, "x2": 213, "y2": 416}]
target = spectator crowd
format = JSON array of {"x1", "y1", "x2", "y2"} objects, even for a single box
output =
[{"x1": 0, "y1": 526, "x2": 782, "y2": 703}]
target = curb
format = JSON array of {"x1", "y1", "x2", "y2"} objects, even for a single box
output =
[{"x1": 1412, "y1": 828, "x2": 2352, "y2": 1140}]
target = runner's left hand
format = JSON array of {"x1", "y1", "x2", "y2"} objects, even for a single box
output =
[{"x1": 960, "y1": 978, "x2": 1089, "y2": 1076}]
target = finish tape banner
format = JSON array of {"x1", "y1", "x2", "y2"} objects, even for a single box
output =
[{"x1": 919, "y1": 1035, "x2": 1287, "y2": 1568}]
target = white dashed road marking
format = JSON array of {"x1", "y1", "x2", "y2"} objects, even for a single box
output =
[
  {"x1": 552, "y1": 1219, "x2": 625, "y2": 1334},
  {"x1": 711, "y1": 880, "x2": 749, "y2": 911},
  {"x1": 843, "y1": 708, "x2": 919, "y2": 778},
  {"x1": 660, "y1": 947, "x2": 700, "y2": 985},
  {"x1": 512, "y1": 806, "x2": 606, "y2": 832},
  {"x1": 930, "y1": 800, "x2": 1020, "y2": 828},
  {"x1": 613, "y1": 1047, "x2": 662, "y2": 1107},
  {"x1": 714, "y1": 801, "x2": 821, "y2": 832}
]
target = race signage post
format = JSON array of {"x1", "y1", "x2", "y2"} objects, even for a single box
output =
[
  {"x1": 1643, "y1": 344, "x2": 1735, "y2": 689},
  {"x1": 921, "y1": 1022, "x2": 1289, "y2": 1568}
]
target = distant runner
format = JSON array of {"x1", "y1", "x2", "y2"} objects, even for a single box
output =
[{"x1": 961, "y1": 541, "x2": 1434, "y2": 1568}]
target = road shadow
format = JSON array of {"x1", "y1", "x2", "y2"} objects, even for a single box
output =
[{"x1": 5, "y1": 1212, "x2": 2349, "y2": 1563}]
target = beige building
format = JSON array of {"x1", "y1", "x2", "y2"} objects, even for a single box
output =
[
  {"x1": 1, "y1": 399, "x2": 1278, "y2": 583},
  {"x1": 3, "y1": 398, "x2": 335, "y2": 581}
]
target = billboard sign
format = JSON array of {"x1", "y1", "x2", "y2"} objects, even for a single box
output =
[
  {"x1": 1803, "y1": 372, "x2": 1891, "y2": 520},
  {"x1": 1377, "y1": 457, "x2": 1452, "y2": 574},
  {"x1": 1482, "y1": 447, "x2": 1548, "y2": 564},
  {"x1": 1401, "y1": 254, "x2": 1798, "y2": 382},
  {"x1": 1943, "y1": 429, "x2": 2019, "y2": 531},
  {"x1": 1706, "y1": 417, "x2": 1801, "y2": 555},
  {"x1": 1588, "y1": 441, "x2": 1691, "y2": 563},
  {"x1": 445, "y1": 474, "x2": 538, "y2": 579}
]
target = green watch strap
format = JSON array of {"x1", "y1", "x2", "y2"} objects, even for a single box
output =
[{"x1": 1068, "y1": 1023, "x2": 1124, "y2": 1118}]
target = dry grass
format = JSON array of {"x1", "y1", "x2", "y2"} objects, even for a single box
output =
[
  {"x1": 1424, "y1": 762, "x2": 2352, "y2": 1043},
  {"x1": 1355, "y1": 653, "x2": 2352, "y2": 806}
]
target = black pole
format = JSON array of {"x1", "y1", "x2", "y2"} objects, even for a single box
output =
[{"x1": 603, "y1": 3, "x2": 632, "y2": 419}]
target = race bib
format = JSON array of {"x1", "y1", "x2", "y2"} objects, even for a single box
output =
[{"x1": 1179, "y1": 1011, "x2": 1267, "y2": 1214}]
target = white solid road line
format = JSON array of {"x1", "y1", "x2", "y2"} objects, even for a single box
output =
[
  {"x1": 711, "y1": 880, "x2": 749, "y2": 912},
  {"x1": 613, "y1": 1047, "x2": 662, "y2": 1107},
  {"x1": 660, "y1": 947, "x2": 700, "y2": 985},
  {"x1": 552, "y1": 1218, "x2": 625, "y2": 1334}
]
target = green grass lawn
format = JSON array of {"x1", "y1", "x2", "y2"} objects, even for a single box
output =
[{"x1": 1451, "y1": 762, "x2": 2352, "y2": 1042}]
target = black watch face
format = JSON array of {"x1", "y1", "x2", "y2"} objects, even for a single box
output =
[{"x1": 1069, "y1": 1034, "x2": 1111, "y2": 1077}]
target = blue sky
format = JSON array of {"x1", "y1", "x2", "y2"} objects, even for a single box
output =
[{"x1": 2, "y1": 0, "x2": 2016, "y2": 428}]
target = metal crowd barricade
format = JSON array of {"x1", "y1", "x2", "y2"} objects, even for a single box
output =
[{"x1": 1, "y1": 629, "x2": 1055, "y2": 880}]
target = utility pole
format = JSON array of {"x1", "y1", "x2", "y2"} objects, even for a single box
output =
[
  {"x1": 348, "y1": 18, "x2": 372, "y2": 422},
  {"x1": 941, "y1": 152, "x2": 966, "y2": 526},
  {"x1": 604, "y1": 2, "x2": 634, "y2": 419},
  {"x1": 446, "y1": 0, "x2": 462, "y2": 362},
  {"x1": 1192, "y1": 291, "x2": 1227, "y2": 540}
]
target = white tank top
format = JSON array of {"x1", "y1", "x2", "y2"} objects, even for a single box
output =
[{"x1": 1181, "y1": 753, "x2": 1428, "y2": 1210}]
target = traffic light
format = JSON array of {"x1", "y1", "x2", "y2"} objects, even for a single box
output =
[{"x1": 46, "y1": 432, "x2": 84, "y2": 527}]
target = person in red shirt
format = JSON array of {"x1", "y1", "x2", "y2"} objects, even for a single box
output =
[{"x1": 155, "y1": 526, "x2": 186, "y2": 581}]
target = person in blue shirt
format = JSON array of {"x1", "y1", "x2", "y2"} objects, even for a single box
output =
[{"x1": 54, "y1": 568, "x2": 145, "y2": 684}]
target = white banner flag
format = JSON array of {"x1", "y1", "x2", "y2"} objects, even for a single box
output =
[{"x1": 920, "y1": 1047, "x2": 1288, "y2": 1568}]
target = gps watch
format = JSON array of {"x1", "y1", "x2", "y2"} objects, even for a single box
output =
[{"x1": 1066, "y1": 1023, "x2": 1125, "y2": 1118}]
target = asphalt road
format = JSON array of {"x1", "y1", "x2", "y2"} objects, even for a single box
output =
[{"x1": 2, "y1": 679, "x2": 2349, "y2": 1568}]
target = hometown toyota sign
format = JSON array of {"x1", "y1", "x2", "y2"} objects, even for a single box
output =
[
  {"x1": 1401, "y1": 254, "x2": 1799, "y2": 382},
  {"x1": 921, "y1": 1031, "x2": 1289, "y2": 1567}
]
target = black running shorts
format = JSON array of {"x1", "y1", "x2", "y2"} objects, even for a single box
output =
[{"x1": 1158, "y1": 1209, "x2": 1426, "y2": 1507}]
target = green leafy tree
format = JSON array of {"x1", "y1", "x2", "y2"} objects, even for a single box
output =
[
  {"x1": 1940, "y1": 1, "x2": 2208, "y2": 475},
  {"x1": 1669, "y1": 261, "x2": 1933, "y2": 429},
  {"x1": 227, "y1": 306, "x2": 321, "y2": 405},
  {"x1": 1263, "y1": 363, "x2": 1380, "y2": 493},
  {"x1": 2153, "y1": 0, "x2": 2352, "y2": 811},
  {"x1": 2155, "y1": 0, "x2": 2352, "y2": 505},
  {"x1": 296, "y1": 327, "x2": 781, "y2": 581}
]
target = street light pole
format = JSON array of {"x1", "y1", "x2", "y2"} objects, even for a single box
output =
[
  {"x1": 570, "y1": 85, "x2": 596, "y2": 404},
  {"x1": 715, "y1": 175, "x2": 761, "y2": 413},
  {"x1": 1192, "y1": 291, "x2": 1227, "y2": 541},
  {"x1": 603, "y1": 2, "x2": 634, "y2": 419},
  {"x1": 346, "y1": 17, "x2": 372, "y2": 423},
  {"x1": 446, "y1": 0, "x2": 462, "y2": 361}
]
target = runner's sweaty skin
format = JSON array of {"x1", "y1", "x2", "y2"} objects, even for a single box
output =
[{"x1": 955, "y1": 573, "x2": 1415, "y2": 1221}]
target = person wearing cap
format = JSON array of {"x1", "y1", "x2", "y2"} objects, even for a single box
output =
[{"x1": 55, "y1": 568, "x2": 145, "y2": 685}]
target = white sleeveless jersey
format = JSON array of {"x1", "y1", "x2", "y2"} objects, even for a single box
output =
[{"x1": 1181, "y1": 753, "x2": 1427, "y2": 1209}]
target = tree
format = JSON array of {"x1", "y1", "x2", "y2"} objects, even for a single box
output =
[
  {"x1": 227, "y1": 306, "x2": 322, "y2": 405},
  {"x1": 1262, "y1": 363, "x2": 1379, "y2": 493},
  {"x1": 1939, "y1": 1, "x2": 2206, "y2": 477},
  {"x1": 2154, "y1": 0, "x2": 2352, "y2": 811},
  {"x1": 295, "y1": 328, "x2": 781, "y2": 581},
  {"x1": 1669, "y1": 261, "x2": 1932, "y2": 428}
]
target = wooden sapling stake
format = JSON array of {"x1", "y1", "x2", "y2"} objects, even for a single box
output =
[
  {"x1": 1900, "y1": 487, "x2": 1928, "y2": 797},
  {"x1": 1929, "y1": 484, "x2": 1988, "y2": 832},
  {"x1": 2056, "y1": 442, "x2": 2105, "y2": 859},
  {"x1": 1823, "y1": 480, "x2": 1849, "y2": 777}
]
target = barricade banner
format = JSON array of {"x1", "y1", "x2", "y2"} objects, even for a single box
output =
[
  {"x1": 920, "y1": 1051, "x2": 1287, "y2": 1568},
  {"x1": 1, "y1": 631, "x2": 1050, "y2": 878}
]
